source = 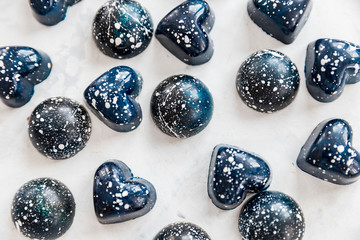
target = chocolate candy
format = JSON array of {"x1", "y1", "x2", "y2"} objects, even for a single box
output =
[
  {"x1": 11, "y1": 178, "x2": 75, "y2": 239},
  {"x1": 0, "y1": 46, "x2": 52, "y2": 108},
  {"x1": 93, "y1": 0, "x2": 153, "y2": 59},
  {"x1": 28, "y1": 97, "x2": 91, "y2": 160},
  {"x1": 154, "y1": 222, "x2": 211, "y2": 240},
  {"x1": 236, "y1": 49, "x2": 299, "y2": 113}
]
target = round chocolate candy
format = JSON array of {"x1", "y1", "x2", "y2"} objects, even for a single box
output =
[
  {"x1": 93, "y1": 0, "x2": 153, "y2": 59},
  {"x1": 28, "y1": 97, "x2": 92, "y2": 160},
  {"x1": 150, "y1": 75, "x2": 213, "y2": 138},
  {"x1": 239, "y1": 191, "x2": 305, "y2": 240},
  {"x1": 236, "y1": 49, "x2": 299, "y2": 113},
  {"x1": 11, "y1": 178, "x2": 76, "y2": 239},
  {"x1": 154, "y1": 222, "x2": 211, "y2": 240}
]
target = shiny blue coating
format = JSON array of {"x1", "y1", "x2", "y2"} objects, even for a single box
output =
[
  {"x1": 248, "y1": 0, "x2": 313, "y2": 44},
  {"x1": 154, "y1": 222, "x2": 211, "y2": 240},
  {"x1": 156, "y1": 0, "x2": 215, "y2": 65},
  {"x1": 84, "y1": 66, "x2": 142, "y2": 132},
  {"x1": 29, "y1": 0, "x2": 81, "y2": 26},
  {"x1": 305, "y1": 39, "x2": 360, "y2": 102},
  {"x1": 0, "y1": 46, "x2": 52, "y2": 108},
  {"x1": 297, "y1": 118, "x2": 360, "y2": 185},
  {"x1": 208, "y1": 144, "x2": 271, "y2": 210},
  {"x1": 93, "y1": 160, "x2": 157, "y2": 224}
]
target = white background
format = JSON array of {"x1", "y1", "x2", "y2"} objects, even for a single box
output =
[{"x1": 0, "y1": 0, "x2": 360, "y2": 239}]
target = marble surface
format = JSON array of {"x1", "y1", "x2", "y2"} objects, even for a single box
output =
[{"x1": 1, "y1": 0, "x2": 360, "y2": 239}]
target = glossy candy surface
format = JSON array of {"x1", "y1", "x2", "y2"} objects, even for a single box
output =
[
  {"x1": 150, "y1": 75, "x2": 213, "y2": 138},
  {"x1": 236, "y1": 50, "x2": 299, "y2": 113},
  {"x1": 208, "y1": 144, "x2": 271, "y2": 210},
  {"x1": 29, "y1": 0, "x2": 82, "y2": 26},
  {"x1": 11, "y1": 178, "x2": 75, "y2": 240},
  {"x1": 297, "y1": 118, "x2": 360, "y2": 184},
  {"x1": 84, "y1": 66, "x2": 142, "y2": 132},
  {"x1": 93, "y1": 160, "x2": 156, "y2": 224},
  {"x1": 0, "y1": 46, "x2": 52, "y2": 108},
  {"x1": 156, "y1": 0, "x2": 215, "y2": 65},
  {"x1": 154, "y1": 222, "x2": 211, "y2": 240},
  {"x1": 93, "y1": 0, "x2": 153, "y2": 59},
  {"x1": 305, "y1": 39, "x2": 360, "y2": 102},
  {"x1": 247, "y1": 0, "x2": 313, "y2": 44},
  {"x1": 28, "y1": 97, "x2": 92, "y2": 160},
  {"x1": 239, "y1": 191, "x2": 305, "y2": 240}
]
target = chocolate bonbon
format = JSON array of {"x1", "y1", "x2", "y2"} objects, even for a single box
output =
[{"x1": 154, "y1": 222, "x2": 211, "y2": 240}]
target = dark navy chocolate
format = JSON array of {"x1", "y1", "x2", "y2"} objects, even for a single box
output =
[
  {"x1": 297, "y1": 118, "x2": 360, "y2": 185},
  {"x1": 154, "y1": 222, "x2": 211, "y2": 240},
  {"x1": 84, "y1": 66, "x2": 142, "y2": 132},
  {"x1": 305, "y1": 38, "x2": 360, "y2": 102},
  {"x1": 11, "y1": 178, "x2": 75, "y2": 239},
  {"x1": 239, "y1": 191, "x2": 305, "y2": 240},
  {"x1": 236, "y1": 49, "x2": 299, "y2": 113},
  {"x1": 28, "y1": 97, "x2": 92, "y2": 160},
  {"x1": 248, "y1": 0, "x2": 313, "y2": 44},
  {"x1": 150, "y1": 75, "x2": 213, "y2": 138},
  {"x1": 208, "y1": 144, "x2": 271, "y2": 210},
  {"x1": 93, "y1": 0, "x2": 153, "y2": 59},
  {"x1": 0, "y1": 46, "x2": 52, "y2": 108},
  {"x1": 156, "y1": 0, "x2": 215, "y2": 65},
  {"x1": 29, "y1": 0, "x2": 82, "y2": 26},
  {"x1": 93, "y1": 160, "x2": 156, "y2": 224}
]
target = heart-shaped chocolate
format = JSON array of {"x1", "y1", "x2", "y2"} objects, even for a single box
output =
[
  {"x1": 84, "y1": 66, "x2": 142, "y2": 132},
  {"x1": 208, "y1": 144, "x2": 271, "y2": 210},
  {"x1": 248, "y1": 0, "x2": 313, "y2": 44},
  {"x1": 93, "y1": 160, "x2": 156, "y2": 224},
  {"x1": 0, "y1": 46, "x2": 52, "y2": 108},
  {"x1": 297, "y1": 118, "x2": 360, "y2": 185},
  {"x1": 305, "y1": 38, "x2": 360, "y2": 102},
  {"x1": 29, "y1": 0, "x2": 82, "y2": 26},
  {"x1": 155, "y1": 0, "x2": 215, "y2": 65}
]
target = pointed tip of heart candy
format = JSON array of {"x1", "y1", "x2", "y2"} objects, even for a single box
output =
[
  {"x1": 93, "y1": 160, "x2": 157, "y2": 224},
  {"x1": 0, "y1": 46, "x2": 52, "y2": 108},
  {"x1": 297, "y1": 118, "x2": 360, "y2": 185},
  {"x1": 208, "y1": 144, "x2": 272, "y2": 210},
  {"x1": 305, "y1": 38, "x2": 360, "y2": 102}
]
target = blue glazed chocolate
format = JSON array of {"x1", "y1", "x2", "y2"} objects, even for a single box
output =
[
  {"x1": 236, "y1": 50, "x2": 299, "y2": 113},
  {"x1": 84, "y1": 66, "x2": 142, "y2": 132},
  {"x1": 305, "y1": 39, "x2": 360, "y2": 102},
  {"x1": 93, "y1": 0, "x2": 153, "y2": 59},
  {"x1": 150, "y1": 75, "x2": 213, "y2": 138},
  {"x1": 11, "y1": 178, "x2": 75, "y2": 240},
  {"x1": 208, "y1": 144, "x2": 271, "y2": 210},
  {"x1": 155, "y1": 0, "x2": 215, "y2": 65},
  {"x1": 154, "y1": 222, "x2": 211, "y2": 240},
  {"x1": 239, "y1": 191, "x2": 305, "y2": 240},
  {"x1": 29, "y1": 0, "x2": 82, "y2": 26},
  {"x1": 0, "y1": 46, "x2": 52, "y2": 108},
  {"x1": 248, "y1": 0, "x2": 313, "y2": 44},
  {"x1": 28, "y1": 97, "x2": 92, "y2": 160},
  {"x1": 297, "y1": 118, "x2": 360, "y2": 185},
  {"x1": 94, "y1": 160, "x2": 157, "y2": 224}
]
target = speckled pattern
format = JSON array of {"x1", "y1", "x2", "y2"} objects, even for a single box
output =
[
  {"x1": 154, "y1": 222, "x2": 211, "y2": 240},
  {"x1": 84, "y1": 66, "x2": 142, "y2": 132},
  {"x1": 150, "y1": 75, "x2": 213, "y2": 138},
  {"x1": 297, "y1": 118, "x2": 360, "y2": 185},
  {"x1": 93, "y1": 0, "x2": 153, "y2": 59},
  {"x1": 156, "y1": 0, "x2": 215, "y2": 65},
  {"x1": 29, "y1": 0, "x2": 82, "y2": 26},
  {"x1": 28, "y1": 97, "x2": 92, "y2": 160},
  {"x1": 208, "y1": 144, "x2": 271, "y2": 210},
  {"x1": 247, "y1": 0, "x2": 313, "y2": 44},
  {"x1": 305, "y1": 38, "x2": 360, "y2": 102},
  {"x1": 93, "y1": 160, "x2": 157, "y2": 224},
  {"x1": 239, "y1": 191, "x2": 305, "y2": 240},
  {"x1": 0, "y1": 46, "x2": 52, "y2": 108},
  {"x1": 11, "y1": 178, "x2": 75, "y2": 240},
  {"x1": 236, "y1": 49, "x2": 299, "y2": 113}
]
